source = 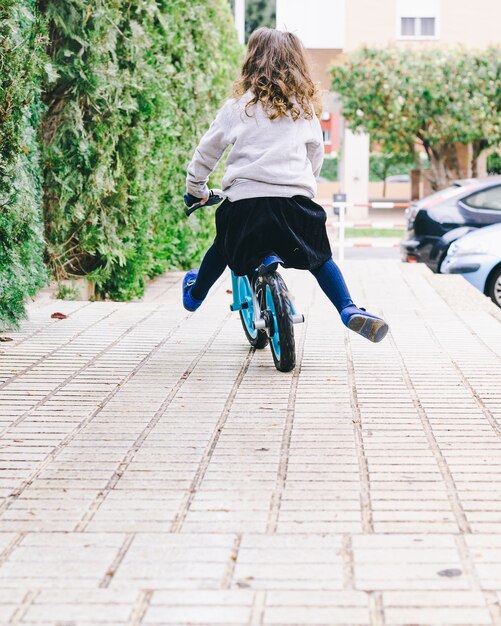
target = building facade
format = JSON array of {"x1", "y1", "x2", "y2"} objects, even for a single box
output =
[
  {"x1": 344, "y1": 0, "x2": 501, "y2": 51},
  {"x1": 276, "y1": 0, "x2": 500, "y2": 211},
  {"x1": 277, "y1": 0, "x2": 501, "y2": 151}
]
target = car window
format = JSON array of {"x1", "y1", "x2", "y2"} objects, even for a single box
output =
[
  {"x1": 424, "y1": 186, "x2": 463, "y2": 203},
  {"x1": 420, "y1": 184, "x2": 470, "y2": 209},
  {"x1": 463, "y1": 185, "x2": 501, "y2": 211}
]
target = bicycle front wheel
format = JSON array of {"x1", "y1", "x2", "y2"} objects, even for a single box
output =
[{"x1": 264, "y1": 273, "x2": 296, "y2": 372}]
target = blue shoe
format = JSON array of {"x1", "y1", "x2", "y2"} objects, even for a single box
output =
[
  {"x1": 183, "y1": 270, "x2": 204, "y2": 312},
  {"x1": 341, "y1": 305, "x2": 389, "y2": 343}
]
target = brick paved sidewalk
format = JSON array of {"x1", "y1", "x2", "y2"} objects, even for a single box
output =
[{"x1": 0, "y1": 261, "x2": 500, "y2": 625}]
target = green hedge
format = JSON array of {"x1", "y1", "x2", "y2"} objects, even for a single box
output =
[
  {"x1": 41, "y1": 0, "x2": 241, "y2": 300},
  {"x1": 0, "y1": 0, "x2": 240, "y2": 322},
  {"x1": 0, "y1": 0, "x2": 47, "y2": 328},
  {"x1": 319, "y1": 156, "x2": 338, "y2": 182}
]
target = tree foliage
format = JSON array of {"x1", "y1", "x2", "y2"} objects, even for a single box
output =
[
  {"x1": 487, "y1": 151, "x2": 501, "y2": 175},
  {"x1": 369, "y1": 151, "x2": 416, "y2": 196},
  {"x1": 320, "y1": 153, "x2": 417, "y2": 185},
  {"x1": 228, "y1": 0, "x2": 276, "y2": 40},
  {"x1": 246, "y1": 0, "x2": 275, "y2": 41},
  {"x1": 331, "y1": 47, "x2": 501, "y2": 190},
  {"x1": 0, "y1": 0, "x2": 47, "y2": 328},
  {"x1": 41, "y1": 0, "x2": 241, "y2": 300}
]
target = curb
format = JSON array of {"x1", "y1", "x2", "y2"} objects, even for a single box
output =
[
  {"x1": 330, "y1": 241, "x2": 401, "y2": 248},
  {"x1": 327, "y1": 222, "x2": 406, "y2": 229}
]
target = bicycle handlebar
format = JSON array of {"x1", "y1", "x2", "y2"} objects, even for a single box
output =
[{"x1": 184, "y1": 189, "x2": 224, "y2": 217}]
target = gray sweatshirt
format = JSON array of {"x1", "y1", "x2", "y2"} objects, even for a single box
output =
[{"x1": 186, "y1": 91, "x2": 324, "y2": 202}]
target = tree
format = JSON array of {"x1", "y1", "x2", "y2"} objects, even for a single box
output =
[
  {"x1": 331, "y1": 47, "x2": 501, "y2": 190},
  {"x1": 229, "y1": 0, "x2": 276, "y2": 40},
  {"x1": 246, "y1": 0, "x2": 275, "y2": 41},
  {"x1": 369, "y1": 152, "x2": 416, "y2": 197},
  {"x1": 488, "y1": 151, "x2": 501, "y2": 175}
]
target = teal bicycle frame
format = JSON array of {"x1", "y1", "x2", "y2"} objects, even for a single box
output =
[{"x1": 229, "y1": 269, "x2": 304, "y2": 338}]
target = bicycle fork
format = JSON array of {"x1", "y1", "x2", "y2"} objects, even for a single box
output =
[{"x1": 230, "y1": 272, "x2": 304, "y2": 332}]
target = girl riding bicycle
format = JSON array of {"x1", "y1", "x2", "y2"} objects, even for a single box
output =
[{"x1": 183, "y1": 27, "x2": 389, "y2": 344}]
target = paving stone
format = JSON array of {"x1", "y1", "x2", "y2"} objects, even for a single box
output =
[
  {"x1": 0, "y1": 264, "x2": 498, "y2": 624},
  {"x1": 384, "y1": 607, "x2": 492, "y2": 625},
  {"x1": 263, "y1": 606, "x2": 369, "y2": 625},
  {"x1": 143, "y1": 605, "x2": 251, "y2": 624}
]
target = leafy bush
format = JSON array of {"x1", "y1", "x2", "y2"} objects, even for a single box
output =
[
  {"x1": 320, "y1": 152, "x2": 417, "y2": 182},
  {"x1": 41, "y1": 0, "x2": 241, "y2": 300},
  {"x1": 0, "y1": 0, "x2": 47, "y2": 329},
  {"x1": 320, "y1": 156, "x2": 338, "y2": 181},
  {"x1": 369, "y1": 152, "x2": 417, "y2": 182}
]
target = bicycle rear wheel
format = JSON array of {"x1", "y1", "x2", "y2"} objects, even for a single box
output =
[
  {"x1": 264, "y1": 273, "x2": 296, "y2": 372},
  {"x1": 236, "y1": 275, "x2": 268, "y2": 349}
]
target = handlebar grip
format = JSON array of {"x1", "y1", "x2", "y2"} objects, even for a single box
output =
[
  {"x1": 205, "y1": 194, "x2": 224, "y2": 206},
  {"x1": 185, "y1": 205, "x2": 201, "y2": 217},
  {"x1": 184, "y1": 191, "x2": 224, "y2": 217}
]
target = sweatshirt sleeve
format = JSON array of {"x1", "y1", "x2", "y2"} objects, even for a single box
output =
[
  {"x1": 186, "y1": 101, "x2": 232, "y2": 198},
  {"x1": 306, "y1": 115, "x2": 325, "y2": 181}
]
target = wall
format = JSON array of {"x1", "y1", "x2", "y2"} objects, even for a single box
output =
[
  {"x1": 306, "y1": 49, "x2": 343, "y2": 91},
  {"x1": 316, "y1": 181, "x2": 415, "y2": 202},
  {"x1": 276, "y1": 0, "x2": 345, "y2": 48},
  {"x1": 344, "y1": 0, "x2": 395, "y2": 50},
  {"x1": 344, "y1": 0, "x2": 501, "y2": 50},
  {"x1": 278, "y1": 1, "x2": 501, "y2": 55},
  {"x1": 320, "y1": 114, "x2": 341, "y2": 153},
  {"x1": 440, "y1": 0, "x2": 501, "y2": 47}
]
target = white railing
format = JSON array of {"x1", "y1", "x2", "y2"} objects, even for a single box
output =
[{"x1": 318, "y1": 197, "x2": 410, "y2": 261}]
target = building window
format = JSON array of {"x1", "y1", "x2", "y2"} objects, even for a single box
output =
[
  {"x1": 397, "y1": 0, "x2": 439, "y2": 39},
  {"x1": 420, "y1": 17, "x2": 436, "y2": 37},
  {"x1": 401, "y1": 17, "x2": 416, "y2": 37},
  {"x1": 322, "y1": 129, "x2": 331, "y2": 145},
  {"x1": 463, "y1": 186, "x2": 501, "y2": 211},
  {"x1": 400, "y1": 16, "x2": 436, "y2": 38}
]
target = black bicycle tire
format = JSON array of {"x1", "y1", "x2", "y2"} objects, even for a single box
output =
[
  {"x1": 487, "y1": 264, "x2": 501, "y2": 308},
  {"x1": 238, "y1": 276, "x2": 268, "y2": 349},
  {"x1": 264, "y1": 272, "x2": 296, "y2": 372}
]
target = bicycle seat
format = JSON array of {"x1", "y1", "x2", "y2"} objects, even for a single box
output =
[{"x1": 257, "y1": 254, "x2": 283, "y2": 275}]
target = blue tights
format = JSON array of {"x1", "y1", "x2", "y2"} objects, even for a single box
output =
[
  {"x1": 190, "y1": 244, "x2": 227, "y2": 301},
  {"x1": 191, "y1": 244, "x2": 354, "y2": 314},
  {"x1": 310, "y1": 258, "x2": 354, "y2": 312}
]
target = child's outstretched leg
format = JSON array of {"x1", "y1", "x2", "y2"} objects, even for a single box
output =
[
  {"x1": 183, "y1": 244, "x2": 227, "y2": 311},
  {"x1": 310, "y1": 258, "x2": 389, "y2": 343}
]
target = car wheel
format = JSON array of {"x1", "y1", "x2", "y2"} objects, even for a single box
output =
[{"x1": 486, "y1": 265, "x2": 501, "y2": 308}]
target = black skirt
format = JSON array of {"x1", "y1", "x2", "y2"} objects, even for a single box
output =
[{"x1": 214, "y1": 196, "x2": 332, "y2": 277}]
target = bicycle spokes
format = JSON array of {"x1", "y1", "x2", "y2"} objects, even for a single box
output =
[{"x1": 230, "y1": 269, "x2": 304, "y2": 372}]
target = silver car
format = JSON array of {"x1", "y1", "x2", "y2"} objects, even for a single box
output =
[{"x1": 441, "y1": 223, "x2": 501, "y2": 308}]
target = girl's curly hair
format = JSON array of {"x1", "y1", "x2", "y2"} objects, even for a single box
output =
[{"x1": 232, "y1": 28, "x2": 322, "y2": 122}]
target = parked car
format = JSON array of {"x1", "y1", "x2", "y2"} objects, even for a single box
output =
[
  {"x1": 385, "y1": 174, "x2": 410, "y2": 183},
  {"x1": 401, "y1": 176, "x2": 501, "y2": 272},
  {"x1": 441, "y1": 223, "x2": 501, "y2": 308}
]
